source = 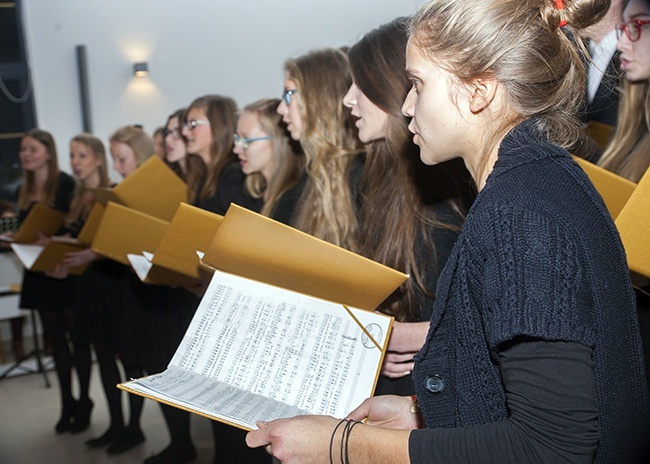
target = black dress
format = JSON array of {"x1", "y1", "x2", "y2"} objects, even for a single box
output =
[
  {"x1": 17, "y1": 172, "x2": 75, "y2": 311},
  {"x1": 71, "y1": 186, "x2": 143, "y2": 367}
]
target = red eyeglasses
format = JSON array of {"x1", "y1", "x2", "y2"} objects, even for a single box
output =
[{"x1": 616, "y1": 19, "x2": 650, "y2": 42}]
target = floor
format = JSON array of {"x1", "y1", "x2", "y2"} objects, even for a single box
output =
[{"x1": 0, "y1": 346, "x2": 216, "y2": 464}]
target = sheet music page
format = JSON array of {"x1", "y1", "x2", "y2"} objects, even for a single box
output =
[
  {"x1": 123, "y1": 269, "x2": 391, "y2": 429},
  {"x1": 127, "y1": 253, "x2": 153, "y2": 282},
  {"x1": 10, "y1": 244, "x2": 44, "y2": 269},
  {"x1": 122, "y1": 366, "x2": 310, "y2": 430}
]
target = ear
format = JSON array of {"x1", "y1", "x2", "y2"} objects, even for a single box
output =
[{"x1": 468, "y1": 77, "x2": 498, "y2": 114}]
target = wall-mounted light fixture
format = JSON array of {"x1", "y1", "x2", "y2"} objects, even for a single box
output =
[{"x1": 133, "y1": 62, "x2": 149, "y2": 77}]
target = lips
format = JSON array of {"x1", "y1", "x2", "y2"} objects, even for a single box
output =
[{"x1": 620, "y1": 57, "x2": 630, "y2": 72}]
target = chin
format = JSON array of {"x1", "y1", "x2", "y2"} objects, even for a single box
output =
[{"x1": 358, "y1": 132, "x2": 372, "y2": 144}]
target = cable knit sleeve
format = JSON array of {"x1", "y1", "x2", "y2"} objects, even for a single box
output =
[{"x1": 473, "y1": 201, "x2": 596, "y2": 351}]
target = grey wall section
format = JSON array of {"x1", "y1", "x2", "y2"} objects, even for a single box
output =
[{"x1": 20, "y1": 0, "x2": 423, "y2": 180}]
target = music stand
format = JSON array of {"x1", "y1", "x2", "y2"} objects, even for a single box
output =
[{"x1": 0, "y1": 301, "x2": 51, "y2": 388}]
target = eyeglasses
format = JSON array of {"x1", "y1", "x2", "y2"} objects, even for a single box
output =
[
  {"x1": 183, "y1": 119, "x2": 210, "y2": 131},
  {"x1": 281, "y1": 89, "x2": 298, "y2": 107},
  {"x1": 233, "y1": 134, "x2": 272, "y2": 150},
  {"x1": 616, "y1": 19, "x2": 650, "y2": 42},
  {"x1": 162, "y1": 128, "x2": 181, "y2": 139}
]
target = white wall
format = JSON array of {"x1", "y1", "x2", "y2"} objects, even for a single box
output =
[{"x1": 20, "y1": 0, "x2": 423, "y2": 181}]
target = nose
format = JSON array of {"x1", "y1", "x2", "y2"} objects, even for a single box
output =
[
  {"x1": 616, "y1": 33, "x2": 631, "y2": 52},
  {"x1": 342, "y1": 83, "x2": 356, "y2": 109},
  {"x1": 402, "y1": 87, "x2": 416, "y2": 117},
  {"x1": 181, "y1": 124, "x2": 191, "y2": 138},
  {"x1": 277, "y1": 100, "x2": 287, "y2": 116}
]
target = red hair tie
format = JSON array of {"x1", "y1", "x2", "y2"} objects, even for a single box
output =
[{"x1": 555, "y1": 0, "x2": 568, "y2": 27}]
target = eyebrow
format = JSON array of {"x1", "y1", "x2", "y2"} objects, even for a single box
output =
[{"x1": 405, "y1": 67, "x2": 419, "y2": 79}]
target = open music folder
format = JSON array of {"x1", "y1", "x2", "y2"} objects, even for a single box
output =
[
  {"x1": 10, "y1": 203, "x2": 104, "y2": 276},
  {"x1": 89, "y1": 156, "x2": 188, "y2": 222},
  {"x1": 119, "y1": 269, "x2": 394, "y2": 431},
  {"x1": 119, "y1": 204, "x2": 408, "y2": 430},
  {"x1": 0, "y1": 203, "x2": 66, "y2": 244},
  {"x1": 90, "y1": 202, "x2": 169, "y2": 266},
  {"x1": 615, "y1": 167, "x2": 650, "y2": 278},
  {"x1": 127, "y1": 203, "x2": 223, "y2": 286},
  {"x1": 573, "y1": 156, "x2": 637, "y2": 220}
]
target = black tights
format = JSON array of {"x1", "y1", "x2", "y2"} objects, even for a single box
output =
[
  {"x1": 123, "y1": 365, "x2": 145, "y2": 431},
  {"x1": 94, "y1": 344, "x2": 124, "y2": 432},
  {"x1": 93, "y1": 344, "x2": 145, "y2": 433},
  {"x1": 38, "y1": 309, "x2": 90, "y2": 411}
]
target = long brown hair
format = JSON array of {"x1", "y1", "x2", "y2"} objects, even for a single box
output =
[
  {"x1": 241, "y1": 98, "x2": 304, "y2": 217},
  {"x1": 184, "y1": 95, "x2": 237, "y2": 201},
  {"x1": 17, "y1": 129, "x2": 61, "y2": 210},
  {"x1": 599, "y1": 80, "x2": 650, "y2": 182},
  {"x1": 349, "y1": 17, "x2": 467, "y2": 321},
  {"x1": 285, "y1": 48, "x2": 363, "y2": 251},
  {"x1": 163, "y1": 108, "x2": 206, "y2": 203},
  {"x1": 65, "y1": 133, "x2": 111, "y2": 227}
]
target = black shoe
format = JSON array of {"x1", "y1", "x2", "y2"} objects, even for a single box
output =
[
  {"x1": 85, "y1": 427, "x2": 124, "y2": 448},
  {"x1": 70, "y1": 399, "x2": 93, "y2": 433},
  {"x1": 144, "y1": 445, "x2": 197, "y2": 464},
  {"x1": 54, "y1": 402, "x2": 76, "y2": 434},
  {"x1": 106, "y1": 429, "x2": 146, "y2": 454}
]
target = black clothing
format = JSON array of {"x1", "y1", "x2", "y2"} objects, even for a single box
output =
[
  {"x1": 410, "y1": 341, "x2": 599, "y2": 463},
  {"x1": 194, "y1": 162, "x2": 263, "y2": 215},
  {"x1": 17, "y1": 172, "x2": 75, "y2": 311}
]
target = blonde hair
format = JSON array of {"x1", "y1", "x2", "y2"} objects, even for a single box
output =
[
  {"x1": 17, "y1": 129, "x2": 61, "y2": 210},
  {"x1": 599, "y1": 80, "x2": 650, "y2": 182},
  {"x1": 240, "y1": 98, "x2": 304, "y2": 217},
  {"x1": 109, "y1": 125, "x2": 154, "y2": 166},
  {"x1": 284, "y1": 48, "x2": 363, "y2": 251},
  {"x1": 65, "y1": 134, "x2": 111, "y2": 228},
  {"x1": 410, "y1": 0, "x2": 610, "y2": 179}
]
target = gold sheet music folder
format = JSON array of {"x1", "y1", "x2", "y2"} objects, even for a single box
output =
[
  {"x1": 573, "y1": 156, "x2": 637, "y2": 220},
  {"x1": 10, "y1": 203, "x2": 104, "y2": 276},
  {"x1": 1, "y1": 203, "x2": 66, "y2": 244},
  {"x1": 127, "y1": 203, "x2": 223, "y2": 286},
  {"x1": 91, "y1": 202, "x2": 169, "y2": 266},
  {"x1": 615, "y1": 168, "x2": 650, "y2": 278},
  {"x1": 120, "y1": 205, "x2": 407, "y2": 430},
  {"x1": 573, "y1": 158, "x2": 649, "y2": 278},
  {"x1": 89, "y1": 156, "x2": 187, "y2": 222}
]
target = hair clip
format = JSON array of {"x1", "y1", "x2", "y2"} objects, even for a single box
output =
[{"x1": 555, "y1": 0, "x2": 568, "y2": 27}]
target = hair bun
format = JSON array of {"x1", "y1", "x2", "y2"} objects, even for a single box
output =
[{"x1": 541, "y1": 0, "x2": 611, "y2": 31}]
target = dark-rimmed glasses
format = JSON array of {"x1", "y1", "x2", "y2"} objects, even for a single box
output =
[
  {"x1": 616, "y1": 19, "x2": 650, "y2": 42},
  {"x1": 183, "y1": 119, "x2": 209, "y2": 131},
  {"x1": 233, "y1": 134, "x2": 272, "y2": 150},
  {"x1": 281, "y1": 89, "x2": 298, "y2": 106}
]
